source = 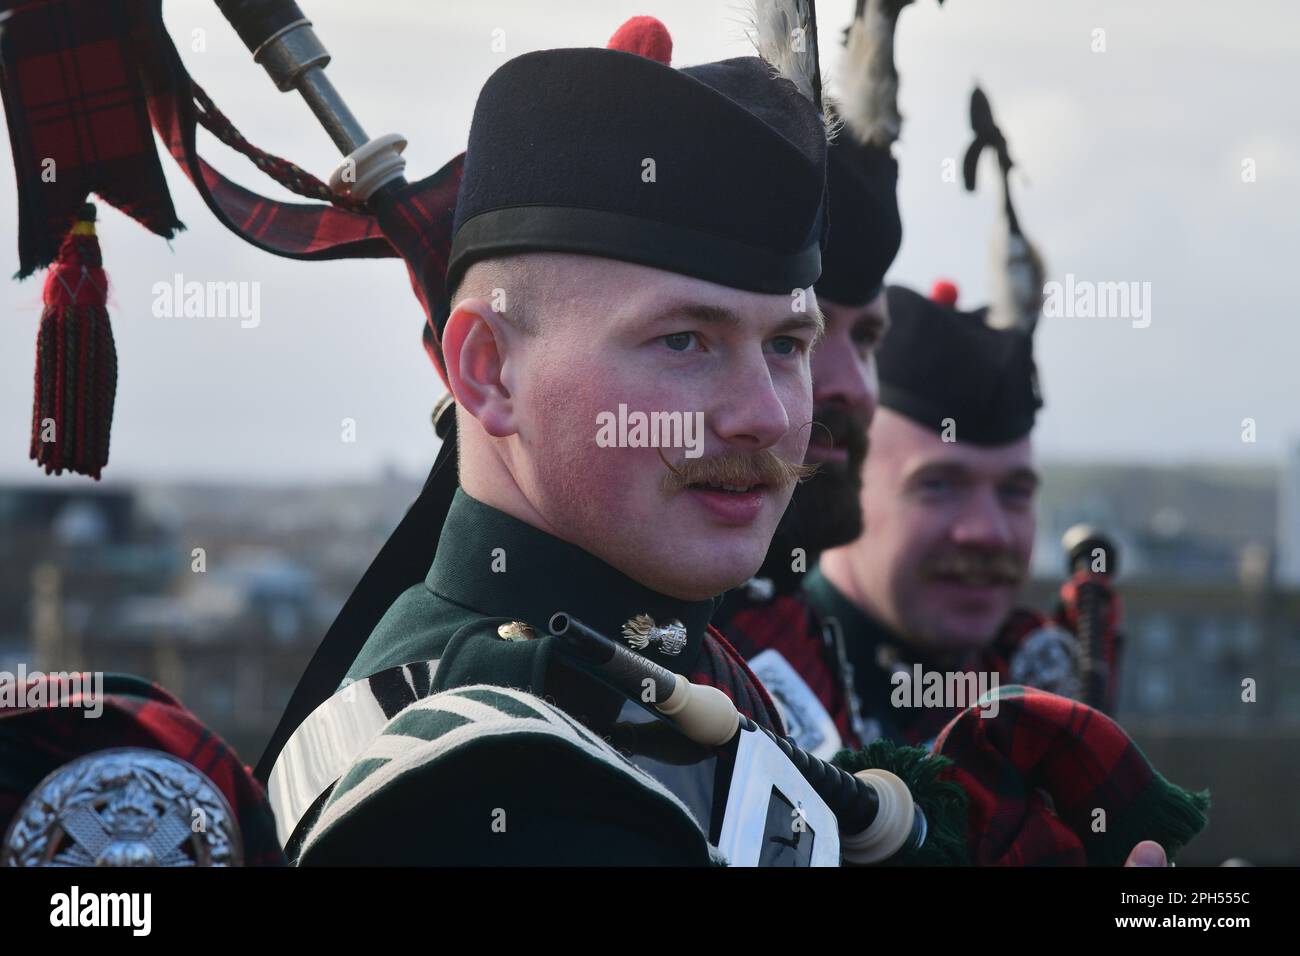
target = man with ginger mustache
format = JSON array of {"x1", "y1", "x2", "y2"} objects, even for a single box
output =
[
  {"x1": 727, "y1": 274, "x2": 1120, "y2": 748},
  {"x1": 258, "y1": 15, "x2": 833, "y2": 866},
  {"x1": 808, "y1": 282, "x2": 1083, "y2": 749},
  {"x1": 724, "y1": 278, "x2": 1164, "y2": 867}
]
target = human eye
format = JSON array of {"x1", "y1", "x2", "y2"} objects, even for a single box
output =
[
  {"x1": 913, "y1": 471, "x2": 960, "y2": 500},
  {"x1": 766, "y1": 335, "x2": 808, "y2": 357},
  {"x1": 999, "y1": 481, "x2": 1036, "y2": 510},
  {"x1": 851, "y1": 325, "x2": 881, "y2": 348},
  {"x1": 662, "y1": 331, "x2": 700, "y2": 352},
  {"x1": 855, "y1": 334, "x2": 880, "y2": 360}
]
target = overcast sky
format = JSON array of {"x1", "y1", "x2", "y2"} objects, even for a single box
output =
[{"x1": 2, "y1": 0, "x2": 1297, "y2": 485}]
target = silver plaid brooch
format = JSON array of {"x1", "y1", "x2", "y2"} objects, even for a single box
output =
[{"x1": 2, "y1": 748, "x2": 243, "y2": 866}]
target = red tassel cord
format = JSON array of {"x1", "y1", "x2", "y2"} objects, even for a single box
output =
[{"x1": 30, "y1": 203, "x2": 117, "y2": 480}]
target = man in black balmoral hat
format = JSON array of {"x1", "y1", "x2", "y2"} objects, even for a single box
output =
[
  {"x1": 808, "y1": 84, "x2": 1125, "y2": 751},
  {"x1": 260, "y1": 9, "x2": 839, "y2": 865},
  {"x1": 810, "y1": 281, "x2": 1047, "y2": 748}
]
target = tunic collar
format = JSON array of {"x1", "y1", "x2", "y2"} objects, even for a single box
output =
[{"x1": 427, "y1": 489, "x2": 716, "y2": 671}]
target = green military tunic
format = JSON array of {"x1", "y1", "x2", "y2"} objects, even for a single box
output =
[
  {"x1": 802, "y1": 565, "x2": 1016, "y2": 747},
  {"x1": 799, "y1": 565, "x2": 932, "y2": 746},
  {"x1": 345, "y1": 488, "x2": 720, "y2": 692},
  {"x1": 294, "y1": 489, "x2": 778, "y2": 865}
]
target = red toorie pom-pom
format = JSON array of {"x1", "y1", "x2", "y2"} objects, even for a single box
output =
[
  {"x1": 931, "y1": 279, "x2": 959, "y2": 308},
  {"x1": 607, "y1": 16, "x2": 673, "y2": 65}
]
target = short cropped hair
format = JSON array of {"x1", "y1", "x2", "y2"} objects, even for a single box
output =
[{"x1": 450, "y1": 255, "x2": 544, "y2": 334}]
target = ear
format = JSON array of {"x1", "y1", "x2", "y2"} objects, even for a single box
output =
[{"x1": 442, "y1": 297, "x2": 520, "y2": 439}]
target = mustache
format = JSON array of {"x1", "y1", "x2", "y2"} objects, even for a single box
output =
[
  {"x1": 658, "y1": 448, "x2": 818, "y2": 495},
  {"x1": 809, "y1": 404, "x2": 869, "y2": 464},
  {"x1": 921, "y1": 549, "x2": 1027, "y2": 586}
]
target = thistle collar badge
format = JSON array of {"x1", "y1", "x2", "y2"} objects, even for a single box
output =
[
  {"x1": 621, "y1": 613, "x2": 688, "y2": 657},
  {"x1": 497, "y1": 621, "x2": 536, "y2": 642}
]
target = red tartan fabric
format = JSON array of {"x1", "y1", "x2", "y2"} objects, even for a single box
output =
[
  {"x1": 722, "y1": 588, "x2": 1006, "y2": 748},
  {"x1": 727, "y1": 592, "x2": 1201, "y2": 865},
  {"x1": 930, "y1": 684, "x2": 1203, "y2": 866},
  {"x1": 2, "y1": 0, "x2": 464, "y2": 382},
  {"x1": 720, "y1": 596, "x2": 854, "y2": 744},
  {"x1": 0, "y1": 0, "x2": 183, "y2": 276},
  {"x1": 374, "y1": 160, "x2": 465, "y2": 388},
  {"x1": 692, "y1": 625, "x2": 786, "y2": 736},
  {"x1": 0, "y1": 672, "x2": 285, "y2": 865},
  {"x1": 142, "y1": 8, "x2": 463, "y2": 385},
  {"x1": 727, "y1": 583, "x2": 1126, "y2": 749}
]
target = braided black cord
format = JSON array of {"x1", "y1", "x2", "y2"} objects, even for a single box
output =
[{"x1": 738, "y1": 715, "x2": 878, "y2": 834}]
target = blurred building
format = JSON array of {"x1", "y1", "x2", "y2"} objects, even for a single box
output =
[
  {"x1": 1027, "y1": 458, "x2": 1300, "y2": 864},
  {"x1": 0, "y1": 472, "x2": 419, "y2": 761},
  {"x1": 1028, "y1": 460, "x2": 1300, "y2": 720},
  {"x1": 1277, "y1": 442, "x2": 1300, "y2": 587}
]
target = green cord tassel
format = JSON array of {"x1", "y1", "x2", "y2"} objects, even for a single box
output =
[
  {"x1": 834, "y1": 739, "x2": 972, "y2": 866},
  {"x1": 1085, "y1": 773, "x2": 1211, "y2": 867}
]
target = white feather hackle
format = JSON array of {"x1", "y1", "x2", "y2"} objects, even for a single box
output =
[
  {"x1": 834, "y1": 0, "x2": 905, "y2": 147},
  {"x1": 988, "y1": 179, "x2": 1046, "y2": 334},
  {"x1": 743, "y1": 0, "x2": 820, "y2": 107}
]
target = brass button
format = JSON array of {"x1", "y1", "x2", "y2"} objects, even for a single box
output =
[{"x1": 497, "y1": 621, "x2": 536, "y2": 642}]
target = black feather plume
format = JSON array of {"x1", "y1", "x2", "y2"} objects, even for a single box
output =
[{"x1": 964, "y1": 85, "x2": 1012, "y2": 192}]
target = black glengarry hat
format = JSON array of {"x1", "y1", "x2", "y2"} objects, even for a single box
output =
[
  {"x1": 879, "y1": 284, "x2": 1042, "y2": 445},
  {"x1": 813, "y1": 0, "x2": 909, "y2": 307},
  {"x1": 445, "y1": 14, "x2": 829, "y2": 309},
  {"x1": 817, "y1": 136, "x2": 901, "y2": 306}
]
